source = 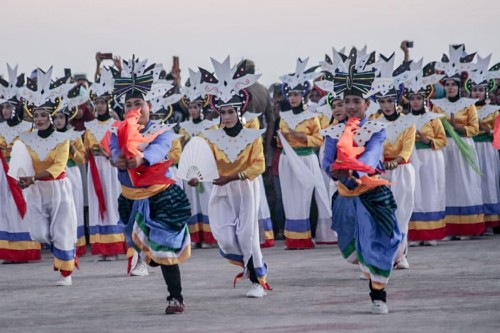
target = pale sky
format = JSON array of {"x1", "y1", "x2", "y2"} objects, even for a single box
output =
[{"x1": 2, "y1": 0, "x2": 499, "y2": 87}]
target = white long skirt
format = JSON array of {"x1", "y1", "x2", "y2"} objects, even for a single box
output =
[
  {"x1": 87, "y1": 156, "x2": 121, "y2": 226},
  {"x1": 25, "y1": 178, "x2": 77, "y2": 269},
  {"x1": 87, "y1": 156, "x2": 123, "y2": 254},
  {"x1": 257, "y1": 175, "x2": 274, "y2": 247},
  {"x1": 0, "y1": 162, "x2": 41, "y2": 261},
  {"x1": 279, "y1": 153, "x2": 336, "y2": 248},
  {"x1": 383, "y1": 163, "x2": 415, "y2": 261},
  {"x1": 183, "y1": 179, "x2": 215, "y2": 244},
  {"x1": 442, "y1": 138, "x2": 484, "y2": 235},
  {"x1": 208, "y1": 179, "x2": 267, "y2": 283},
  {"x1": 67, "y1": 166, "x2": 84, "y2": 240},
  {"x1": 410, "y1": 148, "x2": 446, "y2": 240},
  {"x1": 475, "y1": 141, "x2": 500, "y2": 225}
]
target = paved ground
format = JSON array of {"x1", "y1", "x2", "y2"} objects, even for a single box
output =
[{"x1": 1, "y1": 236, "x2": 499, "y2": 333}]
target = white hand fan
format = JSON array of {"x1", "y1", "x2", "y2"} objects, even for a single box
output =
[
  {"x1": 177, "y1": 137, "x2": 219, "y2": 182},
  {"x1": 7, "y1": 141, "x2": 35, "y2": 180}
]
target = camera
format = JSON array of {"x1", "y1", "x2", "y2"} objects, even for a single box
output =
[{"x1": 406, "y1": 41, "x2": 414, "y2": 48}]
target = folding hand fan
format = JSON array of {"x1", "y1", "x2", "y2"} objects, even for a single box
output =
[
  {"x1": 177, "y1": 137, "x2": 219, "y2": 182},
  {"x1": 8, "y1": 141, "x2": 35, "y2": 180}
]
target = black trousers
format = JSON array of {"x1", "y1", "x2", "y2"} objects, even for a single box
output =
[{"x1": 161, "y1": 264, "x2": 183, "y2": 301}]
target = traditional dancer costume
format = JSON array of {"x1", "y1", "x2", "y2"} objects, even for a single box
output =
[
  {"x1": 366, "y1": 54, "x2": 416, "y2": 268},
  {"x1": 432, "y1": 45, "x2": 485, "y2": 236},
  {"x1": 243, "y1": 111, "x2": 274, "y2": 248},
  {"x1": 86, "y1": 68, "x2": 125, "y2": 257},
  {"x1": 199, "y1": 57, "x2": 271, "y2": 297},
  {"x1": 404, "y1": 60, "x2": 448, "y2": 244},
  {"x1": 111, "y1": 57, "x2": 191, "y2": 314},
  {"x1": 56, "y1": 85, "x2": 88, "y2": 255},
  {"x1": 321, "y1": 47, "x2": 402, "y2": 314},
  {"x1": 278, "y1": 58, "x2": 335, "y2": 249},
  {"x1": 17, "y1": 67, "x2": 78, "y2": 286},
  {"x1": 0, "y1": 64, "x2": 41, "y2": 262},
  {"x1": 178, "y1": 69, "x2": 218, "y2": 246},
  {"x1": 468, "y1": 55, "x2": 500, "y2": 228}
]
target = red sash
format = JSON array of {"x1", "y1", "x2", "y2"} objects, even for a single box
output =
[{"x1": 87, "y1": 150, "x2": 106, "y2": 220}]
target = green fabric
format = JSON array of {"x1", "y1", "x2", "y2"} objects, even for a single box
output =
[
  {"x1": 441, "y1": 119, "x2": 482, "y2": 175},
  {"x1": 197, "y1": 182, "x2": 205, "y2": 193},
  {"x1": 473, "y1": 133, "x2": 493, "y2": 143},
  {"x1": 66, "y1": 159, "x2": 76, "y2": 168},
  {"x1": 282, "y1": 147, "x2": 315, "y2": 156},
  {"x1": 341, "y1": 240, "x2": 356, "y2": 259},
  {"x1": 357, "y1": 252, "x2": 391, "y2": 278},
  {"x1": 415, "y1": 141, "x2": 432, "y2": 150}
]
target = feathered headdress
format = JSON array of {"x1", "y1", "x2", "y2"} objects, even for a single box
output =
[
  {"x1": 280, "y1": 57, "x2": 320, "y2": 96},
  {"x1": 466, "y1": 54, "x2": 500, "y2": 92},
  {"x1": 58, "y1": 85, "x2": 90, "y2": 120},
  {"x1": 314, "y1": 47, "x2": 349, "y2": 98},
  {"x1": 89, "y1": 67, "x2": 115, "y2": 100},
  {"x1": 199, "y1": 56, "x2": 260, "y2": 112},
  {"x1": 20, "y1": 67, "x2": 75, "y2": 116},
  {"x1": 332, "y1": 47, "x2": 376, "y2": 98},
  {"x1": 402, "y1": 59, "x2": 444, "y2": 100},
  {"x1": 365, "y1": 53, "x2": 415, "y2": 100},
  {"x1": 435, "y1": 44, "x2": 476, "y2": 82},
  {"x1": 0, "y1": 64, "x2": 24, "y2": 105},
  {"x1": 180, "y1": 69, "x2": 210, "y2": 108},
  {"x1": 113, "y1": 55, "x2": 155, "y2": 100}
]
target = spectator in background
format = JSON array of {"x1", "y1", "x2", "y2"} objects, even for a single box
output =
[
  {"x1": 70, "y1": 101, "x2": 95, "y2": 131},
  {"x1": 269, "y1": 83, "x2": 285, "y2": 239}
]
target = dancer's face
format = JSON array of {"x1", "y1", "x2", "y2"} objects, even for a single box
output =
[
  {"x1": 378, "y1": 97, "x2": 396, "y2": 116},
  {"x1": 344, "y1": 95, "x2": 369, "y2": 119},
  {"x1": 188, "y1": 103, "x2": 201, "y2": 119},
  {"x1": 94, "y1": 98, "x2": 108, "y2": 115},
  {"x1": 471, "y1": 85, "x2": 486, "y2": 100},
  {"x1": 444, "y1": 80, "x2": 459, "y2": 98},
  {"x1": 331, "y1": 99, "x2": 346, "y2": 122},
  {"x1": 125, "y1": 98, "x2": 151, "y2": 126},
  {"x1": 53, "y1": 112, "x2": 67, "y2": 130},
  {"x1": 409, "y1": 94, "x2": 425, "y2": 111},
  {"x1": 1, "y1": 103, "x2": 13, "y2": 120},
  {"x1": 288, "y1": 91, "x2": 302, "y2": 108},
  {"x1": 219, "y1": 106, "x2": 238, "y2": 128},
  {"x1": 33, "y1": 108, "x2": 51, "y2": 130}
]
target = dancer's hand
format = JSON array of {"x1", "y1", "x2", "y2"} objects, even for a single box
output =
[
  {"x1": 331, "y1": 169, "x2": 352, "y2": 180},
  {"x1": 18, "y1": 176, "x2": 35, "y2": 189},
  {"x1": 188, "y1": 178, "x2": 199, "y2": 187},
  {"x1": 115, "y1": 153, "x2": 127, "y2": 170},
  {"x1": 213, "y1": 175, "x2": 238, "y2": 186},
  {"x1": 126, "y1": 156, "x2": 144, "y2": 169},
  {"x1": 288, "y1": 130, "x2": 307, "y2": 142},
  {"x1": 416, "y1": 130, "x2": 431, "y2": 144}
]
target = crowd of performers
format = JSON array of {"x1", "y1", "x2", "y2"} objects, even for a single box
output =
[{"x1": 0, "y1": 43, "x2": 499, "y2": 315}]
